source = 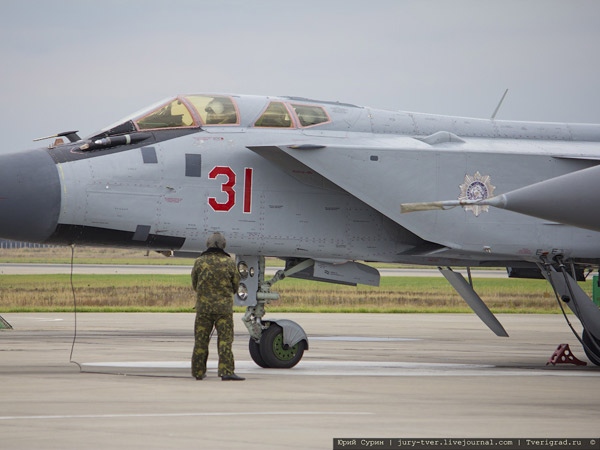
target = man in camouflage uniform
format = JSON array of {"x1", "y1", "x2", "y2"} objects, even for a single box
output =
[{"x1": 191, "y1": 232, "x2": 244, "y2": 381}]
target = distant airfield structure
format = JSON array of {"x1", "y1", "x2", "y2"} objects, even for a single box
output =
[{"x1": 0, "y1": 239, "x2": 56, "y2": 249}]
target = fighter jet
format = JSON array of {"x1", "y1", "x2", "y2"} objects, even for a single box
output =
[{"x1": 1, "y1": 93, "x2": 600, "y2": 367}]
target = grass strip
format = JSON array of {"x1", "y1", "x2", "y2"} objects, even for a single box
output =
[{"x1": 0, "y1": 274, "x2": 583, "y2": 313}]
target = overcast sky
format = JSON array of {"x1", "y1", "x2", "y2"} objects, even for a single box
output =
[{"x1": 1, "y1": 0, "x2": 599, "y2": 152}]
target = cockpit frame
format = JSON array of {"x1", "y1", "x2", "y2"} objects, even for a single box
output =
[{"x1": 93, "y1": 94, "x2": 333, "y2": 142}]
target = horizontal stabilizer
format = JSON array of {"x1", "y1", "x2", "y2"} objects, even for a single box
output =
[{"x1": 440, "y1": 268, "x2": 508, "y2": 337}]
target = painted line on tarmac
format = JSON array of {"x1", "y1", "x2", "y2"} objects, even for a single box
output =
[
  {"x1": 0, "y1": 411, "x2": 374, "y2": 421},
  {"x1": 79, "y1": 360, "x2": 600, "y2": 377},
  {"x1": 15, "y1": 317, "x2": 64, "y2": 322},
  {"x1": 311, "y1": 337, "x2": 421, "y2": 342}
]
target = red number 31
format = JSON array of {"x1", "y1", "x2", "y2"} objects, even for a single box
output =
[{"x1": 208, "y1": 166, "x2": 253, "y2": 213}]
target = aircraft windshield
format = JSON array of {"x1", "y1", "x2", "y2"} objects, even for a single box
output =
[
  {"x1": 95, "y1": 95, "x2": 241, "y2": 138},
  {"x1": 136, "y1": 99, "x2": 195, "y2": 130},
  {"x1": 99, "y1": 97, "x2": 173, "y2": 133}
]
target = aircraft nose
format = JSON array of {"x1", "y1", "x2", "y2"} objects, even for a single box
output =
[{"x1": 0, "y1": 149, "x2": 61, "y2": 243}]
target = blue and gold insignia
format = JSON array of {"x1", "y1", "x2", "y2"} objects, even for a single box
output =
[{"x1": 459, "y1": 172, "x2": 495, "y2": 216}]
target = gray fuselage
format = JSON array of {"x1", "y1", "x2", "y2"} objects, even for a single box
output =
[{"x1": 1, "y1": 93, "x2": 599, "y2": 267}]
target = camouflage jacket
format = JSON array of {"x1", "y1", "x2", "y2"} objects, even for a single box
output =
[{"x1": 191, "y1": 248, "x2": 240, "y2": 314}]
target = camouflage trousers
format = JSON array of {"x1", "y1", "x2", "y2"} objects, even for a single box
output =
[{"x1": 191, "y1": 312, "x2": 235, "y2": 377}]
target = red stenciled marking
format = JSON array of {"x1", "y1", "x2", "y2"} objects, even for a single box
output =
[
  {"x1": 208, "y1": 166, "x2": 236, "y2": 212},
  {"x1": 243, "y1": 168, "x2": 253, "y2": 214}
]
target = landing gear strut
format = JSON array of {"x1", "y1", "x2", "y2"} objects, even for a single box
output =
[
  {"x1": 538, "y1": 257, "x2": 600, "y2": 366},
  {"x1": 582, "y1": 330, "x2": 600, "y2": 366},
  {"x1": 235, "y1": 256, "x2": 310, "y2": 368}
]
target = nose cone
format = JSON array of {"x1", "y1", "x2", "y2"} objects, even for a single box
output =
[{"x1": 0, "y1": 149, "x2": 61, "y2": 243}]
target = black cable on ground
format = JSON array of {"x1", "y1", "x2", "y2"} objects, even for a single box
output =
[
  {"x1": 68, "y1": 248, "x2": 193, "y2": 378},
  {"x1": 69, "y1": 244, "x2": 81, "y2": 371},
  {"x1": 79, "y1": 371, "x2": 190, "y2": 379}
]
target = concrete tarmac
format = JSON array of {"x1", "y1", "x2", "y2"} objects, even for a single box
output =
[{"x1": 0, "y1": 313, "x2": 598, "y2": 450}]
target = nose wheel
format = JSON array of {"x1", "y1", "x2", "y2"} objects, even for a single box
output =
[
  {"x1": 248, "y1": 337, "x2": 269, "y2": 368},
  {"x1": 256, "y1": 324, "x2": 306, "y2": 368},
  {"x1": 248, "y1": 324, "x2": 306, "y2": 369}
]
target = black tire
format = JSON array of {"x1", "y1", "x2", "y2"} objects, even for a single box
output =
[
  {"x1": 249, "y1": 337, "x2": 270, "y2": 368},
  {"x1": 582, "y1": 329, "x2": 600, "y2": 366},
  {"x1": 259, "y1": 324, "x2": 306, "y2": 369}
]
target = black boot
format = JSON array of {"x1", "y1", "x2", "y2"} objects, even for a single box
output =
[{"x1": 221, "y1": 373, "x2": 245, "y2": 381}]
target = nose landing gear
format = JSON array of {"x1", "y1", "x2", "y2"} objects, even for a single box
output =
[{"x1": 235, "y1": 256, "x2": 310, "y2": 368}]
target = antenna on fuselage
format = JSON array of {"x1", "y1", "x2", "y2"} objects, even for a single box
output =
[{"x1": 491, "y1": 89, "x2": 509, "y2": 120}]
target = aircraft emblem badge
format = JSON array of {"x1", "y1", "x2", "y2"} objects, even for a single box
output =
[{"x1": 459, "y1": 171, "x2": 495, "y2": 216}]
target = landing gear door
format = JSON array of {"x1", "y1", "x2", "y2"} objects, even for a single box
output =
[{"x1": 235, "y1": 255, "x2": 260, "y2": 307}]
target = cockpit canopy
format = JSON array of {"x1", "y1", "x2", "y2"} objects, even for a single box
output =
[{"x1": 93, "y1": 94, "x2": 331, "y2": 139}]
